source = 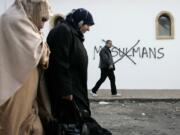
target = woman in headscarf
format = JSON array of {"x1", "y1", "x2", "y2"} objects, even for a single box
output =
[
  {"x1": 45, "y1": 8, "x2": 112, "y2": 135},
  {"x1": 49, "y1": 13, "x2": 65, "y2": 29},
  {"x1": 46, "y1": 8, "x2": 94, "y2": 125},
  {"x1": 0, "y1": 0, "x2": 50, "y2": 134}
]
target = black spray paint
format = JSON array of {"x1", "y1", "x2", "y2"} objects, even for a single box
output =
[{"x1": 93, "y1": 40, "x2": 165, "y2": 65}]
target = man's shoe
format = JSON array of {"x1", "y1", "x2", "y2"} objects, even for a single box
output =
[
  {"x1": 90, "y1": 91, "x2": 97, "y2": 97},
  {"x1": 112, "y1": 93, "x2": 121, "y2": 96}
]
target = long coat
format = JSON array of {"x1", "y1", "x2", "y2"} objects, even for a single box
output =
[{"x1": 45, "y1": 22, "x2": 90, "y2": 115}]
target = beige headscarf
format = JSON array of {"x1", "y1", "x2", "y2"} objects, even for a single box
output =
[{"x1": 0, "y1": 0, "x2": 50, "y2": 105}]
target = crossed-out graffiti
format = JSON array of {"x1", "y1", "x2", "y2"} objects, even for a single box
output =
[{"x1": 93, "y1": 40, "x2": 165, "y2": 65}]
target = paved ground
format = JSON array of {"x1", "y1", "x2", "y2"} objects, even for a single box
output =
[
  {"x1": 88, "y1": 90, "x2": 180, "y2": 101},
  {"x1": 90, "y1": 101, "x2": 180, "y2": 135},
  {"x1": 89, "y1": 90, "x2": 180, "y2": 135}
]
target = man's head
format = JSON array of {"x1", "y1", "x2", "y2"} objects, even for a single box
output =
[
  {"x1": 66, "y1": 8, "x2": 95, "y2": 33},
  {"x1": 19, "y1": 0, "x2": 50, "y2": 30},
  {"x1": 106, "y1": 40, "x2": 113, "y2": 48}
]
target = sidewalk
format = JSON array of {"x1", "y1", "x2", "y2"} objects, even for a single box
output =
[
  {"x1": 90, "y1": 100, "x2": 180, "y2": 135},
  {"x1": 88, "y1": 89, "x2": 180, "y2": 101}
]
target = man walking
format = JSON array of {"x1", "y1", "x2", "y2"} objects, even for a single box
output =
[{"x1": 90, "y1": 40, "x2": 121, "y2": 97}]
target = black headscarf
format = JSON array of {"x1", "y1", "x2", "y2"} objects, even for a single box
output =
[{"x1": 65, "y1": 8, "x2": 94, "y2": 41}]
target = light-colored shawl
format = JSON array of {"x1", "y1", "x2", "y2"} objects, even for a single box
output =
[{"x1": 0, "y1": 0, "x2": 48, "y2": 105}]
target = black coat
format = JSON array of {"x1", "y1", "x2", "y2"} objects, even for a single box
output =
[
  {"x1": 45, "y1": 22, "x2": 90, "y2": 115},
  {"x1": 99, "y1": 46, "x2": 114, "y2": 69}
]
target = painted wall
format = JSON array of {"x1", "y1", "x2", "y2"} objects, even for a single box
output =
[{"x1": 1, "y1": 0, "x2": 180, "y2": 90}]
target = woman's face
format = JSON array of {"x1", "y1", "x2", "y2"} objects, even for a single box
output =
[
  {"x1": 80, "y1": 24, "x2": 91, "y2": 34},
  {"x1": 35, "y1": 2, "x2": 49, "y2": 30},
  {"x1": 38, "y1": 16, "x2": 48, "y2": 30},
  {"x1": 21, "y1": 0, "x2": 49, "y2": 30}
]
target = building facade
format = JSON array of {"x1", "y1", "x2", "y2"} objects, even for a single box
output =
[{"x1": 1, "y1": 0, "x2": 180, "y2": 90}]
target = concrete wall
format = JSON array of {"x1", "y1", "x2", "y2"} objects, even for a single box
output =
[{"x1": 1, "y1": 0, "x2": 180, "y2": 90}]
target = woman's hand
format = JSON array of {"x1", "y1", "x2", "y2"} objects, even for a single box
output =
[{"x1": 62, "y1": 95, "x2": 73, "y2": 101}]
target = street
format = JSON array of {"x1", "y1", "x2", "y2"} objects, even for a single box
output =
[{"x1": 90, "y1": 101, "x2": 180, "y2": 135}]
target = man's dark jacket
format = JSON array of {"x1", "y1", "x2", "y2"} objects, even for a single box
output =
[
  {"x1": 45, "y1": 22, "x2": 90, "y2": 114},
  {"x1": 99, "y1": 46, "x2": 114, "y2": 69}
]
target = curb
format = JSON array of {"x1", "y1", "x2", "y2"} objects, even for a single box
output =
[{"x1": 89, "y1": 98, "x2": 180, "y2": 102}]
